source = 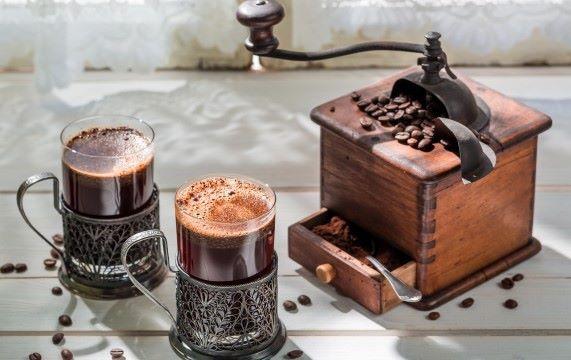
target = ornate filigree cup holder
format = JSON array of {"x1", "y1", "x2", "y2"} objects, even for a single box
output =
[
  {"x1": 121, "y1": 230, "x2": 286, "y2": 360},
  {"x1": 17, "y1": 172, "x2": 167, "y2": 299}
]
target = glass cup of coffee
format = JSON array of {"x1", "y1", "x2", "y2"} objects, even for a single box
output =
[
  {"x1": 121, "y1": 175, "x2": 285, "y2": 358},
  {"x1": 17, "y1": 115, "x2": 167, "y2": 299}
]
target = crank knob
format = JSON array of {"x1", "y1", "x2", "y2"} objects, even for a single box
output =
[{"x1": 236, "y1": 0, "x2": 285, "y2": 54}]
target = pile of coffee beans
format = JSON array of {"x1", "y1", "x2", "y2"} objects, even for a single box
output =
[{"x1": 351, "y1": 91, "x2": 447, "y2": 151}]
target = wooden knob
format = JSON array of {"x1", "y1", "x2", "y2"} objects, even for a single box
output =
[
  {"x1": 236, "y1": 0, "x2": 285, "y2": 54},
  {"x1": 316, "y1": 263, "x2": 336, "y2": 284}
]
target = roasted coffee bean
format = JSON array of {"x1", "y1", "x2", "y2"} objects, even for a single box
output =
[
  {"x1": 29, "y1": 353, "x2": 42, "y2": 360},
  {"x1": 359, "y1": 117, "x2": 373, "y2": 130},
  {"x1": 378, "y1": 95, "x2": 390, "y2": 105},
  {"x1": 44, "y1": 258, "x2": 57, "y2": 269},
  {"x1": 417, "y1": 109, "x2": 427, "y2": 118},
  {"x1": 61, "y1": 349, "x2": 73, "y2": 360},
  {"x1": 0, "y1": 263, "x2": 14, "y2": 274},
  {"x1": 403, "y1": 114, "x2": 414, "y2": 121},
  {"x1": 504, "y1": 299, "x2": 518, "y2": 309},
  {"x1": 386, "y1": 112, "x2": 395, "y2": 119},
  {"x1": 329, "y1": 106, "x2": 335, "y2": 112},
  {"x1": 427, "y1": 311, "x2": 440, "y2": 320},
  {"x1": 287, "y1": 349, "x2": 304, "y2": 359},
  {"x1": 52, "y1": 286, "x2": 63, "y2": 296},
  {"x1": 395, "y1": 132, "x2": 410, "y2": 141},
  {"x1": 52, "y1": 234, "x2": 64, "y2": 246},
  {"x1": 59, "y1": 314, "x2": 73, "y2": 326},
  {"x1": 407, "y1": 138, "x2": 418, "y2": 148},
  {"x1": 378, "y1": 116, "x2": 391, "y2": 122},
  {"x1": 422, "y1": 128, "x2": 435, "y2": 138},
  {"x1": 392, "y1": 126, "x2": 405, "y2": 136},
  {"x1": 51, "y1": 249, "x2": 60, "y2": 259},
  {"x1": 357, "y1": 99, "x2": 371, "y2": 109},
  {"x1": 411, "y1": 130, "x2": 423, "y2": 139},
  {"x1": 14, "y1": 263, "x2": 27, "y2": 273},
  {"x1": 460, "y1": 297, "x2": 475, "y2": 308},
  {"x1": 298, "y1": 295, "x2": 312, "y2": 306},
  {"x1": 385, "y1": 103, "x2": 398, "y2": 111},
  {"x1": 364, "y1": 104, "x2": 378, "y2": 113},
  {"x1": 110, "y1": 348, "x2": 124, "y2": 358},
  {"x1": 398, "y1": 101, "x2": 411, "y2": 109},
  {"x1": 500, "y1": 277, "x2": 514, "y2": 289},
  {"x1": 371, "y1": 110, "x2": 384, "y2": 118},
  {"x1": 405, "y1": 106, "x2": 417, "y2": 115},
  {"x1": 350, "y1": 92, "x2": 361, "y2": 101},
  {"x1": 370, "y1": 96, "x2": 379, "y2": 104},
  {"x1": 283, "y1": 300, "x2": 297, "y2": 312},
  {"x1": 405, "y1": 125, "x2": 420, "y2": 133},
  {"x1": 512, "y1": 273, "x2": 524, "y2": 282},
  {"x1": 421, "y1": 120, "x2": 434, "y2": 128},
  {"x1": 394, "y1": 110, "x2": 405, "y2": 120},
  {"x1": 418, "y1": 138, "x2": 433, "y2": 150},
  {"x1": 393, "y1": 96, "x2": 407, "y2": 104},
  {"x1": 412, "y1": 100, "x2": 422, "y2": 109},
  {"x1": 52, "y1": 332, "x2": 65, "y2": 345}
]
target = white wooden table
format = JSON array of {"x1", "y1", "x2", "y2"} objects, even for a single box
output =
[{"x1": 1, "y1": 68, "x2": 570, "y2": 359}]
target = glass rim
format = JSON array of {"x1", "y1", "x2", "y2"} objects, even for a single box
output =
[
  {"x1": 175, "y1": 174, "x2": 276, "y2": 226},
  {"x1": 60, "y1": 114, "x2": 155, "y2": 159}
]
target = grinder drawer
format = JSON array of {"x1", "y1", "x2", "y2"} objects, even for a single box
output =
[{"x1": 288, "y1": 208, "x2": 417, "y2": 314}]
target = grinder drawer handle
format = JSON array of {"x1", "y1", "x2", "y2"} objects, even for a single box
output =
[{"x1": 316, "y1": 263, "x2": 336, "y2": 283}]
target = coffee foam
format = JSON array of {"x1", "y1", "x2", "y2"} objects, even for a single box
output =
[
  {"x1": 175, "y1": 176, "x2": 274, "y2": 239},
  {"x1": 63, "y1": 127, "x2": 153, "y2": 177}
]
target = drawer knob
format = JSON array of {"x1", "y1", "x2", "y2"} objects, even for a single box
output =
[{"x1": 316, "y1": 263, "x2": 336, "y2": 283}]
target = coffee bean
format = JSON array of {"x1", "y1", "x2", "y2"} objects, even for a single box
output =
[
  {"x1": 427, "y1": 311, "x2": 440, "y2": 320},
  {"x1": 405, "y1": 125, "x2": 420, "y2": 133},
  {"x1": 460, "y1": 297, "x2": 474, "y2": 308},
  {"x1": 329, "y1": 106, "x2": 335, "y2": 113},
  {"x1": 386, "y1": 112, "x2": 395, "y2": 119},
  {"x1": 350, "y1": 92, "x2": 361, "y2": 101},
  {"x1": 13, "y1": 263, "x2": 27, "y2": 273},
  {"x1": 359, "y1": 117, "x2": 373, "y2": 130},
  {"x1": 357, "y1": 99, "x2": 371, "y2": 109},
  {"x1": 417, "y1": 109, "x2": 427, "y2": 118},
  {"x1": 371, "y1": 110, "x2": 384, "y2": 118},
  {"x1": 364, "y1": 104, "x2": 378, "y2": 113},
  {"x1": 385, "y1": 103, "x2": 398, "y2": 110},
  {"x1": 405, "y1": 106, "x2": 417, "y2": 115},
  {"x1": 61, "y1": 349, "x2": 73, "y2": 360},
  {"x1": 421, "y1": 120, "x2": 434, "y2": 128},
  {"x1": 394, "y1": 110, "x2": 405, "y2": 120},
  {"x1": 51, "y1": 249, "x2": 60, "y2": 259},
  {"x1": 29, "y1": 353, "x2": 42, "y2": 360},
  {"x1": 407, "y1": 138, "x2": 418, "y2": 148},
  {"x1": 410, "y1": 119, "x2": 421, "y2": 126},
  {"x1": 59, "y1": 314, "x2": 72, "y2": 327},
  {"x1": 392, "y1": 126, "x2": 404, "y2": 136},
  {"x1": 504, "y1": 299, "x2": 518, "y2": 309},
  {"x1": 298, "y1": 295, "x2": 311, "y2": 306},
  {"x1": 1, "y1": 263, "x2": 14, "y2": 274},
  {"x1": 403, "y1": 114, "x2": 414, "y2": 121},
  {"x1": 44, "y1": 258, "x2": 57, "y2": 269},
  {"x1": 411, "y1": 130, "x2": 423, "y2": 139},
  {"x1": 378, "y1": 116, "x2": 391, "y2": 122},
  {"x1": 422, "y1": 128, "x2": 435, "y2": 137},
  {"x1": 52, "y1": 332, "x2": 65, "y2": 345},
  {"x1": 378, "y1": 95, "x2": 390, "y2": 105},
  {"x1": 283, "y1": 300, "x2": 297, "y2": 312},
  {"x1": 52, "y1": 286, "x2": 63, "y2": 296},
  {"x1": 393, "y1": 96, "x2": 407, "y2": 104},
  {"x1": 398, "y1": 101, "x2": 411, "y2": 110},
  {"x1": 287, "y1": 349, "x2": 304, "y2": 359},
  {"x1": 500, "y1": 277, "x2": 514, "y2": 289},
  {"x1": 110, "y1": 348, "x2": 124, "y2": 358},
  {"x1": 52, "y1": 234, "x2": 64, "y2": 246},
  {"x1": 395, "y1": 132, "x2": 410, "y2": 141},
  {"x1": 418, "y1": 138, "x2": 433, "y2": 150},
  {"x1": 412, "y1": 100, "x2": 422, "y2": 109},
  {"x1": 512, "y1": 273, "x2": 524, "y2": 282},
  {"x1": 370, "y1": 96, "x2": 379, "y2": 104}
]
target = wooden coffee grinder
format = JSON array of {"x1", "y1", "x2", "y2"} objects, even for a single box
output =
[{"x1": 237, "y1": 0, "x2": 551, "y2": 313}]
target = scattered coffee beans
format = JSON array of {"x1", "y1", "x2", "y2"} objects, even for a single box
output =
[
  {"x1": 427, "y1": 311, "x2": 440, "y2": 320},
  {"x1": 61, "y1": 348, "x2": 73, "y2": 360},
  {"x1": 52, "y1": 332, "x2": 65, "y2": 345},
  {"x1": 110, "y1": 348, "x2": 124, "y2": 358},
  {"x1": 29, "y1": 353, "x2": 42, "y2": 360},
  {"x1": 287, "y1": 349, "x2": 304, "y2": 359},
  {"x1": 283, "y1": 300, "x2": 297, "y2": 312},
  {"x1": 460, "y1": 297, "x2": 474, "y2": 308},
  {"x1": 44, "y1": 258, "x2": 57, "y2": 269},
  {"x1": 359, "y1": 116, "x2": 373, "y2": 130},
  {"x1": 14, "y1": 263, "x2": 28, "y2": 273},
  {"x1": 52, "y1": 286, "x2": 63, "y2": 296},
  {"x1": 500, "y1": 277, "x2": 514, "y2": 290},
  {"x1": 58, "y1": 314, "x2": 73, "y2": 327},
  {"x1": 512, "y1": 273, "x2": 524, "y2": 282},
  {"x1": 52, "y1": 234, "x2": 64, "y2": 246},
  {"x1": 504, "y1": 299, "x2": 518, "y2": 309},
  {"x1": 1, "y1": 263, "x2": 15, "y2": 274},
  {"x1": 350, "y1": 92, "x2": 361, "y2": 101},
  {"x1": 297, "y1": 295, "x2": 311, "y2": 306},
  {"x1": 50, "y1": 249, "x2": 60, "y2": 259}
]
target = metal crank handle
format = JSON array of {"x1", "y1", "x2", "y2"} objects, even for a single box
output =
[
  {"x1": 16, "y1": 172, "x2": 64, "y2": 259},
  {"x1": 366, "y1": 255, "x2": 422, "y2": 302},
  {"x1": 121, "y1": 230, "x2": 177, "y2": 326}
]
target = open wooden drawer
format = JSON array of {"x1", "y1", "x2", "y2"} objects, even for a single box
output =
[{"x1": 288, "y1": 208, "x2": 417, "y2": 314}]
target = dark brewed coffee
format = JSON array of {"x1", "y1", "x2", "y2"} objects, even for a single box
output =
[
  {"x1": 62, "y1": 127, "x2": 154, "y2": 217},
  {"x1": 175, "y1": 176, "x2": 275, "y2": 283}
]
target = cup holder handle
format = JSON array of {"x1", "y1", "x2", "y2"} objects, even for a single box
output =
[
  {"x1": 121, "y1": 229, "x2": 177, "y2": 327},
  {"x1": 17, "y1": 172, "x2": 65, "y2": 259}
]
